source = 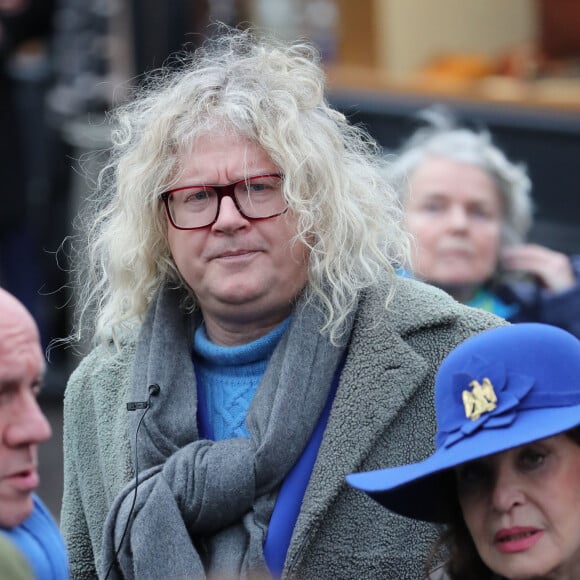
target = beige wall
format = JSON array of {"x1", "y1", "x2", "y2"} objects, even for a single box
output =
[{"x1": 376, "y1": 0, "x2": 537, "y2": 78}]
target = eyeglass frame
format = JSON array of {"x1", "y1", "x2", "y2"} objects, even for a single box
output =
[{"x1": 160, "y1": 173, "x2": 288, "y2": 230}]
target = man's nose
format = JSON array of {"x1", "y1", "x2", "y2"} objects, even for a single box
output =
[
  {"x1": 4, "y1": 393, "x2": 52, "y2": 448},
  {"x1": 212, "y1": 195, "x2": 249, "y2": 231}
]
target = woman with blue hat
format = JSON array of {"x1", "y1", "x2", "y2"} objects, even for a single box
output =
[{"x1": 348, "y1": 323, "x2": 580, "y2": 580}]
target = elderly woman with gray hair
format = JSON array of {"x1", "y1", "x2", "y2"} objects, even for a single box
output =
[{"x1": 391, "y1": 109, "x2": 580, "y2": 337}]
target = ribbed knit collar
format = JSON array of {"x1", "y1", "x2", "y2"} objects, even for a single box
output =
[{"x1": 193, "y1": 317, "x2": 292, "y2": 366}]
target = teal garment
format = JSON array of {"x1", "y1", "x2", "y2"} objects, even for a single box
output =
[
  {"x1": 194, "y1": 318, "x2": 291, "y2": 440},
  {"x1": 467, "y1": 287, "x2": 519, "y2": 319},
  {"x1": 396, "y1": 269, "x2": 519, "y2": 320}
]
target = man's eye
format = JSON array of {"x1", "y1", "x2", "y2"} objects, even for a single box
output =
[
  {"x1": 0, "y1": 387, "x2": 16, "y2": 406},
  {"x1": 249, "y1": 183, "x2": 267, "y2": 192},
  {"x1": 31, "y1": 380, "x2": 43, "y2": 397},
  {"x1": 184, "y1": 189, "x2": 211, "y2": 203}
]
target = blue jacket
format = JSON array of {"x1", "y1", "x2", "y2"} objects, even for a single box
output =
[{"x1": 486, "y1": 255, "x2": 580, "y2": 338}]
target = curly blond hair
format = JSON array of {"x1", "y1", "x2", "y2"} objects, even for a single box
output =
[{"x1": 70, "y1": 26, "x2": 409, "y2": 346}]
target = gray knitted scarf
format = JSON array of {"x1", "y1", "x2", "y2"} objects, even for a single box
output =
[{"x1": 100, "y1": 285, "x2": 352, "y2": 579}]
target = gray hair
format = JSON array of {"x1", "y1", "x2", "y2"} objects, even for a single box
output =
[
  {"x1": 390, "y1": 107, "x2": 533, "y2": 248},
  {"x1": 70, "y1": 26, "x2": 409, "y2": 346}
]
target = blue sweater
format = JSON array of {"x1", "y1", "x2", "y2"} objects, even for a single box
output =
[
  {"x1": 193, "y1": 318, "x2": 291, "y2": 440},
  {"x1": 1, "y1": 494, "x2": 69, "y2": 579}
]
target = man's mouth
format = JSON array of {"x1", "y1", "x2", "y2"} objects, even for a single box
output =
[
  {"x1": 6, "y1": 468, "x2": 39, "y2": 492},
  {"x1": 213, "y1": 248, "x2": 259, "y2": 260}
]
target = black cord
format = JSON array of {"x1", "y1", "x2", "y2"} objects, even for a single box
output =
[{"x1": 103, "y1": 385, "x2": 159, "y2": 579}]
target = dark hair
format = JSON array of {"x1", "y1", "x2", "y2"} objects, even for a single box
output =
[
  {"x1": 426, "y1": 426, "x2": 580, "y2": 579},
  {"x1": 568, "y1": 425, "x2": 580, "y2": 445}
]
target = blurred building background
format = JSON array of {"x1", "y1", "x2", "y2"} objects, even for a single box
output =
[{"x1": 1, "y1": 0, "x2": 578, "y2": 520}]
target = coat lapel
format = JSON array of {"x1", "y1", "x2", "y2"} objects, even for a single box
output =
[{"x1": 286, "y1": 283, "x2": 432, "y2": 565}]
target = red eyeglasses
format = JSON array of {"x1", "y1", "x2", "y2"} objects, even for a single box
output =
[{"x1": 160, "y1": 174, "x2": 287, "y2": 230}]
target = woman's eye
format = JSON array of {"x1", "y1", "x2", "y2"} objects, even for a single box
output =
[
  {"x1": 470, "y1": 207, "x2": 494, "y2": 220},
  {"x1": 519, "y1": 448, "x2": 546, "y2": 470},
  {"x1": 456, "y1": 461, "x2": 490, "y2": 491},
  {"x1": 421, "y1": 201, "x2": 446, "y2": 214}
]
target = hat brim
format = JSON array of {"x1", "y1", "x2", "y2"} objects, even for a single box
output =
[{"x1": 347, "y1": 405, "x2": 580, "y2": 522}]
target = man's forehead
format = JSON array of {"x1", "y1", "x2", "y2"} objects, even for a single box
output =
[
  {"x1": 0, "y1": 354, "x2": 46, "y2": 391},
  {"x1": 0, "y1": 292, "x2": 40, "y2": 341},
  {"x1": 0, "y1": 309, "x2": 44, "y2": 376}
]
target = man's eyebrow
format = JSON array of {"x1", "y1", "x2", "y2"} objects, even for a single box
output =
[{"x1": 0, "y1": 374, "x2": 45, "y2": 393}]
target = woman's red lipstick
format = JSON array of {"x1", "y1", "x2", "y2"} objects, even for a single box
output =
[{"x1": 494, "y1": 527, "x2": 543, "y2": 553}]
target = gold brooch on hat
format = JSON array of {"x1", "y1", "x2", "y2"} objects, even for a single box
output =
[{"x1": 462, "y1": 377, "x2": 497, "y2": 421}]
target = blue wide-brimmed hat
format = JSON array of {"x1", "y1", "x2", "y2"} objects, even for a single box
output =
[{"x1": 347, "y1": 323, "x2": 580, "y2": 523}]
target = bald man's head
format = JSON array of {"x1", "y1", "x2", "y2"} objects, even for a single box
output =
[
  {"x1": 0, "y1": 287, "x2": 51, "y2": 528},
  {"x1": 0, "y1": 288, "x2": 39, "y2": 340}
]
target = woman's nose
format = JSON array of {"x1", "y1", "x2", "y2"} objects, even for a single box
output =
[
  {"x1": 490, "y1": 464, "x2": 525, "y2": 513},
  {"x1": 447, "y1": 206, "x2": 469, "y2": 230}
]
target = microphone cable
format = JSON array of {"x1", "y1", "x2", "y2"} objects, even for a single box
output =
[{"x1": 103, "y1": 383, "x2": 160, "y2": 580}]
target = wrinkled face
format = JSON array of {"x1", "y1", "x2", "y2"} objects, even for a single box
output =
[
  {"x1": 166, "y1": 132, "x2": 310, "y2": 344},
  {"x1": 404, "y1": 157, "x2": 503, "y2": 293},
  {"x1": 456, "y1": 435, "x2": 580, "y2": 579},
  {"x1": 0, "y1": 294, "x2": 51, "y2": 528}
]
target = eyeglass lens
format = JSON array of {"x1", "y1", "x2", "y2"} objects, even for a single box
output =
[{"x1": 166, "y1": 174, "x2": 285, "y2": 229}]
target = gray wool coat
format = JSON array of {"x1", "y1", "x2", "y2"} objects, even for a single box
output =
[{"x1": 61, "y1": 277, "x2": 505, "y2": 579}]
